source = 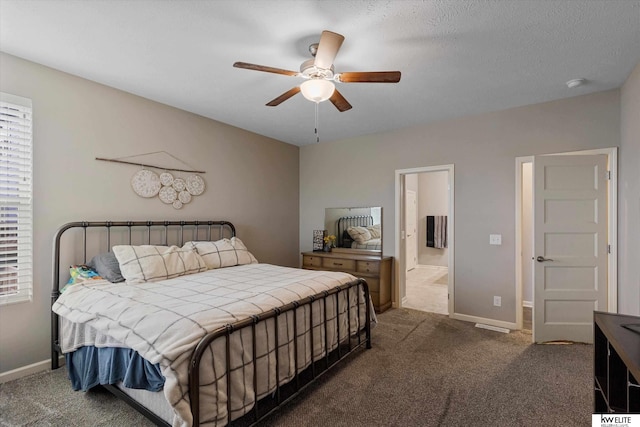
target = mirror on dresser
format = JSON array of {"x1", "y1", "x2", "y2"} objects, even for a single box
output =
[
  {"x1": 303, "y1": 206, "x2": 389, "y2": 312},
  {"x1": 324, "y1": 207, "x2": 382, "y2": 257}
]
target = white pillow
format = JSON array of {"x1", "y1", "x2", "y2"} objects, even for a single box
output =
[
  {"x1": 367, "y1": 224, "x2": 381, "y2": 239},
  {"x1": 347, "y1": 226, "x2": 372, "y2": 244},
  {"x1": 112, "y1": 245, "x2": 207, "y2": 284},
  {"x1": 184, "y1": 237, "x2": 258, "y2": 270}
]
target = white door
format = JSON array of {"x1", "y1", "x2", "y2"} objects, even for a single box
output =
[
  {"x1": 533, "y1": 154, "x2": 608, "y2": 343},
  {"x1": 406, "y1": 190, "x2": 417, "y2": 271}
]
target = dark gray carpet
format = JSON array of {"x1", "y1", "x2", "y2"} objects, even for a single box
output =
[{"x1": 0, "y1": 308, "x2": 591, "y2": 426}]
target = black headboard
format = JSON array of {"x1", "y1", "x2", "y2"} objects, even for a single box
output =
[
  {"x1": 336, "y1": 215, "x2": 373, "y2": 247},
  {"x1": 52, "y1": 220, "x2": 235, "y2": 294},
  {"x1": 51, "y1": 220, "x2": 235, "y2": 369}
]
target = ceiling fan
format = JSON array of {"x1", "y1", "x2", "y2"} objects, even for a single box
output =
[{"x1": 233, "y1": 30, "x2": 401, "y2": 112}]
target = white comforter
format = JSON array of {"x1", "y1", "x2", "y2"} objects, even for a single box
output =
[
  {"x1": 352, "y1": 238, "x2": 382, "y2": 250},
  {"x1": 53, "y1": 263, "x2": 373, "y2": 426}
]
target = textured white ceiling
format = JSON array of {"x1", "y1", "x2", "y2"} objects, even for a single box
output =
[{"x1": 1, "y1": 0, "x2": 639, "y2": 146}]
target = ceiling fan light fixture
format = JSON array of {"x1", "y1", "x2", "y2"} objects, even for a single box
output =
[{"x1": 300, "y1": 79, "x2": 335, "y2": 103}]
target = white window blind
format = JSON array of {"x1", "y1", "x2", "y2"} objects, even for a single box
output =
[{"x1": 0, "y1": 93, "x2": 33, "y2": 305}]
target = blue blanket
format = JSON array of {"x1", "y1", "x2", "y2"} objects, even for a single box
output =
[{"x1": 66, "y1": 346, "x2": 164, "y2": 392}]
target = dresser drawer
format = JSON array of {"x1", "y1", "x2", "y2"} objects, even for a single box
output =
[
  {"x1": 356, "y1": 260, "x2": 380, "y2": 274},
  {"x1": 322, "y1": 258, "x2": 356, "y2": 271},
  {"x1": 301, "y1": 252, "x2": 392, "y2": 314},
  {"x1": 302, "y1": 255, "x2": 322, "y2": 268}
]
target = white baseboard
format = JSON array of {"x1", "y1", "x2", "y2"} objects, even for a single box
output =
[
  {"x1": 415, "y1": 264, "x2": 448, "y2": 271},
  {"x1": 450, "y1": 312, "x2": 517, "y2": 331},
  {"x1": 0, "y1": 356, "x2": 65, "y2": 384},
  {"x1": 475, "y1": 323, "x2": 510, "y2": 333},
  {"x1": 523, "y1": 300, "x2": 533, "y2": 308}
]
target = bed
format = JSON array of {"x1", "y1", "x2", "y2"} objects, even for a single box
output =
[
  {"x1": 337, "y1": 215, "x2": 382, "y2": 250},
  {"x1": 50, "y1": 220, "x2": 373, "y2": 426}
]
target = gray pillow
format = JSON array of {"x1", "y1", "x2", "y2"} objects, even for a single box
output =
[{"x1": 88, "y1": 252, "x2": 125, "y2": 283}]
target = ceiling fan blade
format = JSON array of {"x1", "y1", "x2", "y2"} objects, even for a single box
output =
[
  {"x1": 233, "y1": 62, "x2": 298, "y2": 77},
  {"x1": 266, "y1": 87, "x2": 301, "y2": 106},
  {"x1": 330, "y1": 89, "x2": 352, "y2": 112},
  {"x1": 337, "y1": 71, "x2": 401, "y2": 83},
  {"x1": 314, "y1": 31, "x2": 345, "y2": 70}
]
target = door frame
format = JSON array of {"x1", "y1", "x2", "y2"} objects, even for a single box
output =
[
  {"x1": 405, "y1": 189, "x2": 418, "y2": 271},
  {"x1": 515, "y1": 147, "x2": 618, "y2": 332},
  {"x1": 394, "y1": 165, "x2": 454, "y2": 315}
]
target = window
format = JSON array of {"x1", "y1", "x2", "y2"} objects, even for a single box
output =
[{"x1": 0, "y1": 93, "x2": 33, "y2": 305}]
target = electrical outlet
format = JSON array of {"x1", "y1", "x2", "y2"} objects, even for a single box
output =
[
  {"x1": 489, "y1": 234, "x2": 502, "y2": 245},
  {"x1": 493, "y1": 296, "x2": 501, "y2": 307}
]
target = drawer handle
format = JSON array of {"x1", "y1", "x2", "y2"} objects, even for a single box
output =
[{"x1": 334, "y1": 262, "x2": 343, "y2": 266}]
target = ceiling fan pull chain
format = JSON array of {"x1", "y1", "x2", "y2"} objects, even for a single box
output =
[{"x1": 315, "y1": 102, "x2": 320, "y2": 143}]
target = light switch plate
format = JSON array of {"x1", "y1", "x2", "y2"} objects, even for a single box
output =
[{"x1": 489, "y1": 234, "x2": 502, "y2": 245}]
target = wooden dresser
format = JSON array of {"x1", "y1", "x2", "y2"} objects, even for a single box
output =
[{"x1": 301, "y1": 251, "x2": 392, "y2": 313}]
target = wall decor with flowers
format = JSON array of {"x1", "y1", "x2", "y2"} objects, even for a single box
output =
[{"x1": 96, "y1": 151, "x2": 206, "y2": 209}]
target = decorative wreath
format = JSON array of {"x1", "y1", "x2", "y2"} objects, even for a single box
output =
[{"x1": 133, "y1": 170, "x2": 206, "y2": 209}]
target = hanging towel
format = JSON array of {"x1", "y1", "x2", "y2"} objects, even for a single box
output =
[
  {"x1": 426, "y1": 216, "x2": 435, "y2": 247},
  {"x1": 435, "y1": 215, "x2": 447, "y2": 248},
  {"x1": 426, "y1": 215, "x2": 448, "y2": 249}
]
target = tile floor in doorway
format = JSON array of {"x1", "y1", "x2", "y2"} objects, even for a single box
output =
[
  {"x1": 523, "y1": 306, "x2": 532, "y2": 331},
  {"x1": 404, "y1": 265, "x2": 449, "y2": 314}
]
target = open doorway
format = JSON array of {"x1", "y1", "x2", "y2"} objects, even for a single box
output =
[
  {"x1": 395, "y1": 165, "x2": 454, "y2": 316},
  {"x1": 520, "y1": 162, "x2": 533, "y2": 332}
]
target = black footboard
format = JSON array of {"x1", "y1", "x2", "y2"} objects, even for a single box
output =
[{"x1": 189, "y1": 278, "x2": 371, "y2": 426}]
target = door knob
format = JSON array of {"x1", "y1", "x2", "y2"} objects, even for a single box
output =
[{"x1": 536, "y1": 256, "x2": 554, "y2": 262}]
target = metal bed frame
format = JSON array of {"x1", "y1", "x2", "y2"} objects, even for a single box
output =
[
  {"x1": 51, "y1": 220, "x2": 371, "y2": 426},
  {"x1": 336, "y1": 215, "x2": 374, "y2": 248}
]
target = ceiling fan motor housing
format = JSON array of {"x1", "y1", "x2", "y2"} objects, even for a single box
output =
[{"x1": 300, "y1": 58, "x2": 334, "y2": 80}]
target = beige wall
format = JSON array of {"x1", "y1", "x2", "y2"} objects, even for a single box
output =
[
  {"x1": 300, "y1": 89, "x2": 621, "y2": 323},
  {"x1": 620, "y1": 61, "x2": 640, "y2": 316},
  {"x1": 417, "y1": 171, "x2": 449, "y2": 267},
  {"x1": 0, "y1": 53, "x2": 300, "y2": 374}
]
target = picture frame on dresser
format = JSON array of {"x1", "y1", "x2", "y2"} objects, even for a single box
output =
[{"x1": 313, "y1": 229, "x2": 326, "y2": 252}]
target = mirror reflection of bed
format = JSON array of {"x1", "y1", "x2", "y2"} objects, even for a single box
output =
[{"x1": 324, "y1": 207, "x2": 382, "y2": 256}]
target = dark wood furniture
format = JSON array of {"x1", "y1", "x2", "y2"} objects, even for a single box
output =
[
  {"x1": 594, "y1": 311, "x2": 640, "y2": 413},
  {"x1": 302, "y1": 250, "x2": 392, "y2": 313}
]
